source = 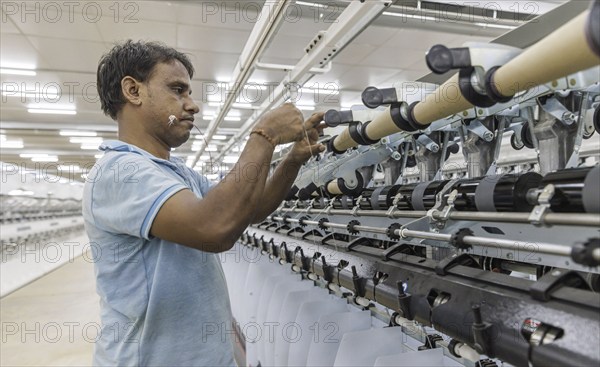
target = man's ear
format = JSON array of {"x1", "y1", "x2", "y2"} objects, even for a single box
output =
[{"x1": 121, "y1": 76, "x2": 144, "y2": 106}]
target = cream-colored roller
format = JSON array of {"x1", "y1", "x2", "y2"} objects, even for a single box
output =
[
  {"x1": 326, "y1": 180, "x2": 342, "y2": 196},
  {"x1": 492, "y1": 11, "x2": 600, "y2": 98},
  {"x1": 412, "y1": 73, "x2": 473, "y2": 125},
  {"x1": 331, "y1": 126, "x2": 358, "y2": 153},
  {"x1": 363, "y1": 105, "x2": 400, "y2": 142},
  {"x1": 331, "y1": 8, "x2": 599, "y2": 153}
]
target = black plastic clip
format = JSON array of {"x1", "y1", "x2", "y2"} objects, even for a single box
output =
[
  {"x1": 396, "y1": 281, "x2": 413, "y2": 320},
  {"x1": 269, "y1": 239, "x2": 279, "y2": 259},
  {"x1": 250, "y1": 233, "x2": 258, "y2": 246},
  {"x1": 418, "y1": 334, "x2": 444, "y2": 350},
  {"x1": 529, "y1": 269, "x2": 591, "y2": 302},
  {"x1": 371, "y1": 271, "x2": 387, "y2": 303},
  {"x1": 471, "y1": 304, "x2": 493, "y2": 355},
  {"x1": 351, "y1": 265, "x2": 366, "y2": 298},
  {"x1": 293, "y1": 246, "x2": 310, "y2": 273},
  {"x1": 321, "y1": 256, "x2": 334, "y2": 283},
  {"x1": 435, "y1": 253, "x2": 480, "y2": 276},
  {"x1": 279, "y1": 242, "x2": 292, "y2": 264}
]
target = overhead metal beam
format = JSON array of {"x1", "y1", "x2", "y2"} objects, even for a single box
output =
[
  {"x1": 191, "y1": 0, "x2": 291, "y2": 166},
  {"x1": 213, "y1": 0, "x2": 393, "y2": 163}
]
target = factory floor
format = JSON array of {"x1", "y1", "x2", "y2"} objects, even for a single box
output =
[{"x1": 1, "y1": 254, "x2": 99, "y2": 366}]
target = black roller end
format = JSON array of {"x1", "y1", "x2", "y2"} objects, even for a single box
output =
[
  {"x1": 593, "y1": 104, "x2": 600, "y2": 134},
  {"x1": 297, "y1": 182, "x2": 318, "y2": 200},
  {"x1": 585, "y1": 0, "x2": 600, "y2": 58},
  {"x1": 326, "y1": 137, "x2": 345, "y2": 155},
  {"x1": 362, "y1": 86, "x2": 384, "y2": 109},
  {"x1": 521, "y1": 123, "x2": 534, "y2": 149},
  {"x1": 324, "y1": 109, "x2": 342, "y2": 127},
  {"x1": 286, "y1": 185, "x2": 299, "y2": 201},
  {"x1": 426, "y1": 44, "x2": 453, "y2": 74},
  {"x1": 324, "y1": 109, "x2": 354, "y2": 127}
]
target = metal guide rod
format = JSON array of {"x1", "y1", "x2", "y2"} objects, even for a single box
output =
[
  {"x1": 331, "y1": 7, "x2": 600, "y2": 152},
  {"x1": 191, "y1": 2, "x2": 289, "y2": 164},
  {"x1": 268, "y1": 215, "x2": 579, "y2": 258},
  {"x1": 399, "y1": 229, "x2": 574, "y2": 258},
  {"x1": 278, "y1": 207, "x2": 600, "y2": 227}
]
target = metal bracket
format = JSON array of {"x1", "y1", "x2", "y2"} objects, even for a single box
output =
[
  {"x1": 540, "y1": 97, "x2": 577, "y2": 126},
  {"x1": 528, "y1": 184, "x2": 555, "y2": 225},
  {"x1": 565, "y1": 92, "x2": 591, "y2": 168},
  {"x1": 466, "y1": 119, "x2": 494, "y2": 142},
  {"x1": 351, "y1": 196, "x2": 363, "y2": 217},
  {"x1": 486, "y1": 117, "x2": 507, "y2": 176},
  {"x1": 416, "y1": 134, "x2": 440, "y2": 153}
]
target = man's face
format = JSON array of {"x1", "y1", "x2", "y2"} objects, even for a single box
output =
[{"x1": 142, "y1": 60, "x2": 199, "y2": 148}]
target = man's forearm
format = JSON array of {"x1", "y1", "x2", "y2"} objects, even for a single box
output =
[{"x1": 251, "y1": 157, "x2": 303, "y2": 223}]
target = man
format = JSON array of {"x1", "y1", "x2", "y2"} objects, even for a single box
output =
[{"x1": 83, "y1": 40, "x2": 325, "y2": 366}]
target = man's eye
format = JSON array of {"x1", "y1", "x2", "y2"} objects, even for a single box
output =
[{"x1": 172, "y1": 87, "x2": 183, "y2": 93}]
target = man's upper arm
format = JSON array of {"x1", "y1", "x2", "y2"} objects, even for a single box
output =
[{"x1": 89, "y1": 154, "x2": 187, "y2": 239}]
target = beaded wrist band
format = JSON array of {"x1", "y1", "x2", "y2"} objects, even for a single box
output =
[{"x1": 250, "y1": 129, "x2": 277, "y2": 149}]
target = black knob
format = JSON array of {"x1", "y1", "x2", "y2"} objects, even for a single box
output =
[
  {"x1": 362, "y1": 86, "x2": 398, "y2": 108},
  {"x1": 426, "y1": 44, "x2": 471, "y2": 74},
  {"x1": 324, "y1": 109, "x2": 354, "y2": 127}
]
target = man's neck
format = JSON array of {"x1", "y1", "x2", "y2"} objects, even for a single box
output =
[{"x1": 118, "y1": 130, "x2": 170, "y2": 160}]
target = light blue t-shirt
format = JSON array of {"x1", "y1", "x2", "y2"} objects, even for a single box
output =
[{"x1": 82, "y1": 140, "x2": 235, "y2": 367}]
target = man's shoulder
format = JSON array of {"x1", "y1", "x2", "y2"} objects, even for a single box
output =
[{"x1": 85, "y1": 151, "x2": 161, "y2": 186}]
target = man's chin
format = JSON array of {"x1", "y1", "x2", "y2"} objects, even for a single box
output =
[{"x1": 170, "y1": 133, "x2": 190, "y2": 148}]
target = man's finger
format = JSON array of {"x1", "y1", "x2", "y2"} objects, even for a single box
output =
[
  {"x1": 305, "y1": 112, "x2": 325, "y2": 128},
  {"x1": 309, "y1": 143, "x2": 326, "y2": 155}
]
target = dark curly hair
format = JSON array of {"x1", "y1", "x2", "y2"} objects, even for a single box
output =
[{"x1": 97, "y1": 40, "x2": 195, "y2": 120}]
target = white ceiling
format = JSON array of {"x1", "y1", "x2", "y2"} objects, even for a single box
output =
[{"x1": 0, "y1": 0, "x2": 568, "y2": 178}]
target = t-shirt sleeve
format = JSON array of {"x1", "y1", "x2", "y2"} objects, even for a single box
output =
[
  {"x1": 88, "y1": 153, "x2": 188, "y2": 240},
  {"x1": 191, "y1": 169, "x2": 218, "y2": 196}
]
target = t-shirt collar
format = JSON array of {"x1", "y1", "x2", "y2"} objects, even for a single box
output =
[{"x1": 99, "y1": 140, "x2": 184, "y2": 166}]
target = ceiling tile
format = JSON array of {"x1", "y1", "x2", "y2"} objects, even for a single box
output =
[
  {"x1": 334, "y1": 43, "x2": 377, "y2": 65},
  {"x1": 337, "y1": 65, "x2": 400, "y2": 91},
  {"x1": 9, "y1": 7, "x2": 103, "y2": 42},
  {"x1": 181, "y1": 49, "x2": 238, "y2": 82},
  {"x1": 96, "y1": 19, "x2": 177, "y2": 46},
  {"x1": 177, "y1": 25, "x2": 249, "y2": 53},
  {"x1": 351, "y1": 25, "x2": 399, "y2": 47},
  {"x1": 0, "y1": 12, "x2": 21, "y2": 34},
  {"x1": 175, "y1": 2, "x2": 259, "y2": 31},
  {"x1": 0, "y1": 34, "x2": 42, "y2": 68},
  {"x1": 27, "y1": 36, "x2": 107, "y2": 72}
]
